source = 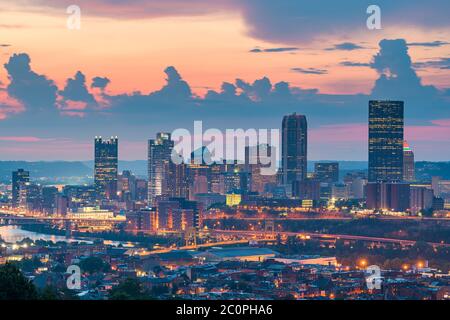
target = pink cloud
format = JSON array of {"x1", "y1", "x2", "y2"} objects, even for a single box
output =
[
  {"x1": 0, "y1": 136, "x2": 53, "y2": 142},
  {"x1": 0, "y1": 89, "x2": 25, "y2": 120},
  {"x1": 431, "y1": 119, "x2": 450, "y2": 127}
]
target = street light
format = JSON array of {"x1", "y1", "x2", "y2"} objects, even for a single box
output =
[{"x1": 358, "y1": 259, "x2": 368, "y2": 268}]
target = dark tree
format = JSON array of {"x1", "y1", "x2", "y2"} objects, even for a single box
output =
[
  {"x1": 79, "y1": 256, "x2": 110, "y2": 274},
  {"x1": 0, "y1": 263, "x2": 38, "y2": 300},
  {"x1": 109, "y1": 278, "x2": 153, "y2": 300}
]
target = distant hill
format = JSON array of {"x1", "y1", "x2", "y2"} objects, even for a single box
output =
[
  {"x1": 0, "y1": 161, "x2": 92, "y2": 183},
  {"x1": 82, "y1": 160, "x2": 147, "y2": 177},
  {"x1": 416, "y1": 161, "x2": 450, "y2": 180}
]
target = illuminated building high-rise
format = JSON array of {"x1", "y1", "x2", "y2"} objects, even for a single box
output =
[
  {"x1": 245, "y1": 144, "x2": 277, "y2": 195},
  {"x1": 94, "y1": 136, "x2": 118, "y2": 200},
  {"x1": 12, "y1": 169, "x2": 29, "y2": 208},
  {"x1": 368, "y1": 101, "x2": 404, "y2": 183},
  {"x1": 403, "y1": 141, "x2": 415, "y2": 182},
  {"x1": 314, "y1": 162, "x2": 339, "y2": 183},
  {"x1": 148, "y1": 132, "x2": 174, "y2": 205},
  {"x1": 281, "y1": 113, "x2": 308, "y2": 186}
]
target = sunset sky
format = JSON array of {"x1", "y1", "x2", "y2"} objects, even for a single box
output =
[{"x1": 0, "y1": 1, "x2": 449, "y2": 161}]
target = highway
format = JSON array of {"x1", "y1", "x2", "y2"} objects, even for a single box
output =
[{"x1": 209, "y1": 229, "x2": 450, "y2": 248}]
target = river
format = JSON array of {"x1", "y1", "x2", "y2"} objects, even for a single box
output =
[{"x1": 0, "y1": 225, "x2": 135, "y2": 247}]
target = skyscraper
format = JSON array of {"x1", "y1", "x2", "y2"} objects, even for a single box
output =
[
  {"x1": 281, "y1": 113, "x2": 308, "y2": 186},
  {"x1": 368, "y1": 101, "x2": 404, "y2": 183},
  {"x1": 314, "y1": 162, "x2": 339, "y2": 183},
  {"x1": 403, "y1": 141, "x2": 415, "y2": 182},
  {"x1": 94, "y1": 136, "x2": 118, "y2": 200},
  {"x1": 12, "y1": 169, "x2": 29, "y2": 208},
  {"x1": 148, "y1": 132, "x2": 174, "y2": 205}
]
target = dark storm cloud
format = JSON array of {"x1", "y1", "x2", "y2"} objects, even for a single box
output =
[
  {"x1": 340, "y1": 61, "x2": 371, "y2": 67},
  {"x1": 413, "y1": 58, "x2": 450, "y2": 70},
  {"x1": 291, "y1": 67, "x2": 328, "y2": 75},
  {"x1": 407, "y1": 41, "x2": 449, "y2": 47},
  {"x1": 326, "y1": 42, "x2": 365, "y2": 51},
  {"x1": 91, "y1": 76, "x2": 110, "y2": 89},
  {"x1": 250, "y1": 47, "x2": 299, "y2": 53},
  {"x1": 14, "y1": 1, "x2": 450, "y2": 44},
  {"x1": 236, "y1": 0, "x2": 450, "y2": 44}
]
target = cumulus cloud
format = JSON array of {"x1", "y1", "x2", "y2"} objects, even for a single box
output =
[
  {"x1": 370, "y1": 39, "x2": 438, "y2": 99},
  {"x1": 150, "y1": 66, "x2": 192, "y2": 100},
  {"x1": 60, "y1": 71, "x2": 95, "y2": 104},
  {"x1": 91, "y1": 76, "x2": 110, "y2": 90},
  {"x1": 4, "y1": 53, "x2": 58, "y2": 114},
  {"x1": 0, "y1": 38, "x2": 449, "y2": 159}
]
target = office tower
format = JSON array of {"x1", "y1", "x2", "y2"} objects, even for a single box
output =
[
  {"x1": 366, "y1": 182, "x2": 410, "y2": 211},
  {"x1": 12, "y1": 169, "x2": 29, "y2": 208},
  {"x1": 118, "y1": 170, "x2": 137, "y2": 201},
  {"x1": 56, "y1": 194, "x2": 68, "y2": 216},
  {"x1": 245, "y1": 144, "x2": 277, "y2": 195},
  {"x1": 403, "y1": 141, "x2": 415, "y2": 182},
  {"x1": 332, "y1": 183, "x2": 350, "y2": 200},
  {"x1": 126, "y1": 208, "x2": 157, "y2": 233},
  {"x1": 63, "y1": 185, "x2": 97, "y2": 209},
  {"x1": 292, "y1": 179, "x2": 320, "y2": 201},
  {"x1": 135, "y1": 178, "x2": 148, "y2": 201},
  {"x1": 223, "y1": 167, "x2": 250, "y2": 195},
  {"x1": 156, "y1": 197, "x2": 202, "y2": 232},
  {"x1": 42, "y1": 186, "x2": 58, "y2": 214},
  {"x1": 210, "y1": 163, "x2": 226, "y2": 194},
  {"x1": 188, "y1": 157, "x2": 210, "y2": 199},
  {"x1": 368, "y1": 101, "x2": 404, "y2": 182},
  {"x1": 20, "y1": 183, "x2": 42, "y2": 211},
  {"x1": 148, "y1": 133, "x2": 174, "y2": 205},
  {"x1": 170, "y1": 162, "x2": 190, "y2": 199},
  {"x1": 282, "y1": 113, "x2": 308, "y2": 185},
  {"x1": 410, "y1": 186, "x2": 434, "y2": 214},
  {"x1": 314, "y1": 162, "x2": 339, "y2": 183},
  {"x1": 94, "y1": 136, "x2": 118, "y2": 200},
  {"x1": 171, "y1": 198, "x2": 203, "y2": 232},
  {"x1": 344, "y1": 172, "x2": 367, "y2": 199}
]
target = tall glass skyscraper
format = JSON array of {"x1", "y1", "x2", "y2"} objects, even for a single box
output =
[
  {"x1": 281, "y1": 113, "x2": 308, "y2": 185},
  {"x1": 403, "y1": 141, "x2": 415, "y2": 182},
  {"x1": 148, "y1": 132, "x2": 174, "y2": 205},
  {"x1": 368, "y1": 100, "x2": 404, "y2": 182},
  {"x1": 12, "y1": 169, "x2": 30, "y2": 208},
  {"x1": 94, "y1": 136, "x2": 118, "y2": 200}
]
